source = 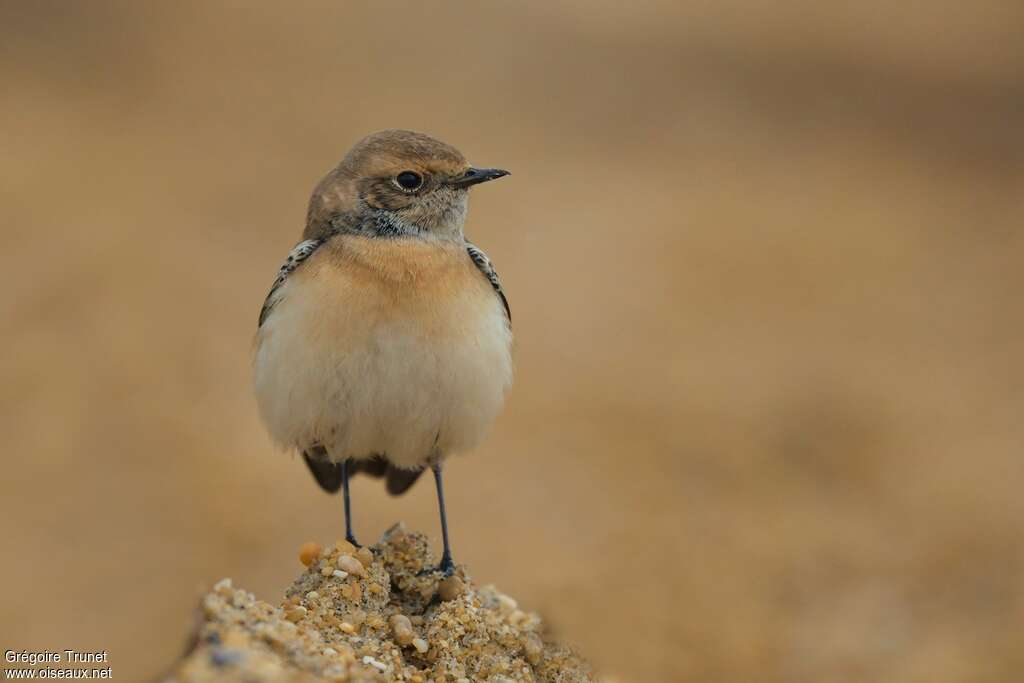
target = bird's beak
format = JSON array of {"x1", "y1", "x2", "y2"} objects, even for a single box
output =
[{"x1": 451, "y1": 167, "x2": 510, "y2": 187}]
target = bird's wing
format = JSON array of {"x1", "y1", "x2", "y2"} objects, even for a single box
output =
[
  {"x1": 303, "y1": 450, "x2": 425, "y2": 497},
  {"x1": 466, "y1": 240, "x2": 510, "y2": 323},
  {"x1": 302, "y1": 447, "x2": 343, "y2": 492},
  {"x1": 258, "y1": 238, "x2": 324, "y2": 328}
]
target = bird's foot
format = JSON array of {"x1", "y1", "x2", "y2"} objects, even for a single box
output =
[
  {"x1": 345, "y1": 533, "x2": 361, "y2": 549},
  {"x1": 417, "y1": 553, "x2": 455, "y2": 577}
]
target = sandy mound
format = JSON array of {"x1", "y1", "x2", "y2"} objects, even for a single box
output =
[{"x1": 163, "y1": 524, "x2": 593, "y2": 683}]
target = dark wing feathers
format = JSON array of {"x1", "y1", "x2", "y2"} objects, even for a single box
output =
[
  {"x1": 302, "y1": 447, "x2": 343, "y2": 493},
  {"x1": 385, "y1": 466, "x2": 424, "y2": 495},
  {"x1": 303, "y1": 450, "x2": 424, "y2": 497},
  {"x1": 258, "y1": 238, "x2": 323, "y2": 327},
  {"x1": 466, "y1": 240, "x2": 510, "y2": 323},
  {"x1": 349, "y1": 456, "x2": 425, "y2": 496}
]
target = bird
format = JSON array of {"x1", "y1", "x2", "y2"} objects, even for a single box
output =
[{"x1": 253, "y1": 130, "x2": 513, "y2": 574}]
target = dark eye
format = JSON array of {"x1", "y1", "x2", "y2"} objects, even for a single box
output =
[{"x1": 395, "y1": 171, "x2": 423, "y2": 191}]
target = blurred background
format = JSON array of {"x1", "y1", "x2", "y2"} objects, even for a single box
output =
[{"x1": 2, "y1": 1, "x2": 1023, "y2": 681}]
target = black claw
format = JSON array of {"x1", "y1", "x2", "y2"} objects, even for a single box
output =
[
  {"x1": 345, "y1": 534, "x2": 361, "y2": 548},
  {"x1": 416, "y1": 559, "x2": 456, "y2": 578}
]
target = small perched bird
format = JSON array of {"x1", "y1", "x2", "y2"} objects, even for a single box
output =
[{"x1": 254, "y1": 130, "x2": 513, "y2": 573}]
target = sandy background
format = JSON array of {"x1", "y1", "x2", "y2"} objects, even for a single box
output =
[{"x1": 2, "y1": 2, "x2": 1023, "y2": 681}]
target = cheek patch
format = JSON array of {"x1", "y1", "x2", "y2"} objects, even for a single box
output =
[{"x1": 364, "y1": 180, "x2": 412, "y2": 211}]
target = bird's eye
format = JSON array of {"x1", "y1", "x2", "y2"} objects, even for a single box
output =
[{"x1": 395, "y1": 171, "x2": 423, "y2": 191}]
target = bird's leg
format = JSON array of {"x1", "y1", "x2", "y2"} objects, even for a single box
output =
[
  {"x1": 341, "y1": 458, "x2": 360, "y2": 547},
  {"x1": 432, "y1": 462, "x2": 455, "y2": 575}
]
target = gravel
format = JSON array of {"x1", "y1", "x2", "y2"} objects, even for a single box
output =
[{"x1": 163, "y1": 523, "x2": 593, "y2": 683}]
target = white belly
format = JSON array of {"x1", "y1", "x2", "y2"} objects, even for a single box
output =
[{"x1": 253, "y1": 237, "x2": 512, "y2": 469}]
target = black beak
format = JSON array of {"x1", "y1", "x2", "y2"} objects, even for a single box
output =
[{"x1": 451, "y1": 167, "x2": 510, "y2": 187}]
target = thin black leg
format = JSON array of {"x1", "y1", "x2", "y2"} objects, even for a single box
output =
[
  {"x1": 341, "y1": 459, "x2": 359, "y2": 546},
  {"x1": 433, "y1": 463, "x2": 454, "y2": 573}
]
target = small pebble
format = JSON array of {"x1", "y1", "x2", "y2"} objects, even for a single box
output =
[
  {"x1": 337, "y1": 555, "x2": 366, "y2": 576},
  {"x1": 332, "y1": 569, "x2": 348, "y2": 579},
  {"x1": 389, "y1": 614, "x2": 414, "y2": 646},
  {"x1": 322, "y1": 647, "x2": 337, "y2": 657},
  {"x1": 298, "y1": 541, "x2": 322, "y2": 567},
  {"x1": 305, "y1": 591, "x2": 320, "y2": 600},
  {"x1": 412, "y1": 637, "x2": 429, "y2": 654},
  {"x1": 523, "y1": 633, "x2": 543, "y2": 664},
  {"x1": 335, "y1": 539, "x2": 357, "y2": 556},
  {"x1": 439, "y1": 575, "x2": 465, "y2": 601},
  {"x1": 361, "y1": 655, "x2": 387, "y2": 672},
  {"x1": 356, "y1": 546, "x2": 374, "y2": 567},
  {"x1": 213, "y1": 578, "x2": 233, "y2": 596},
  {"x1": 209, "y1": 648, "x2": 242, "y2": 668},
  {"x1": 339, "y1": 622, "x2": 355, "y2": 634},
  {"x1": 344, "y1": 610, "x2": 366, "y2": 627}
]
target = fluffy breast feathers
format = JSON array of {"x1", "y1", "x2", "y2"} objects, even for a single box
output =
[{"x1": 253, "y1": 235, "x2": 513, "y2": 468}]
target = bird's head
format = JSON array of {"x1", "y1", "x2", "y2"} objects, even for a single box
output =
[{"x1": 305, "y1": 129, "x2": 509, "y2": 240}]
